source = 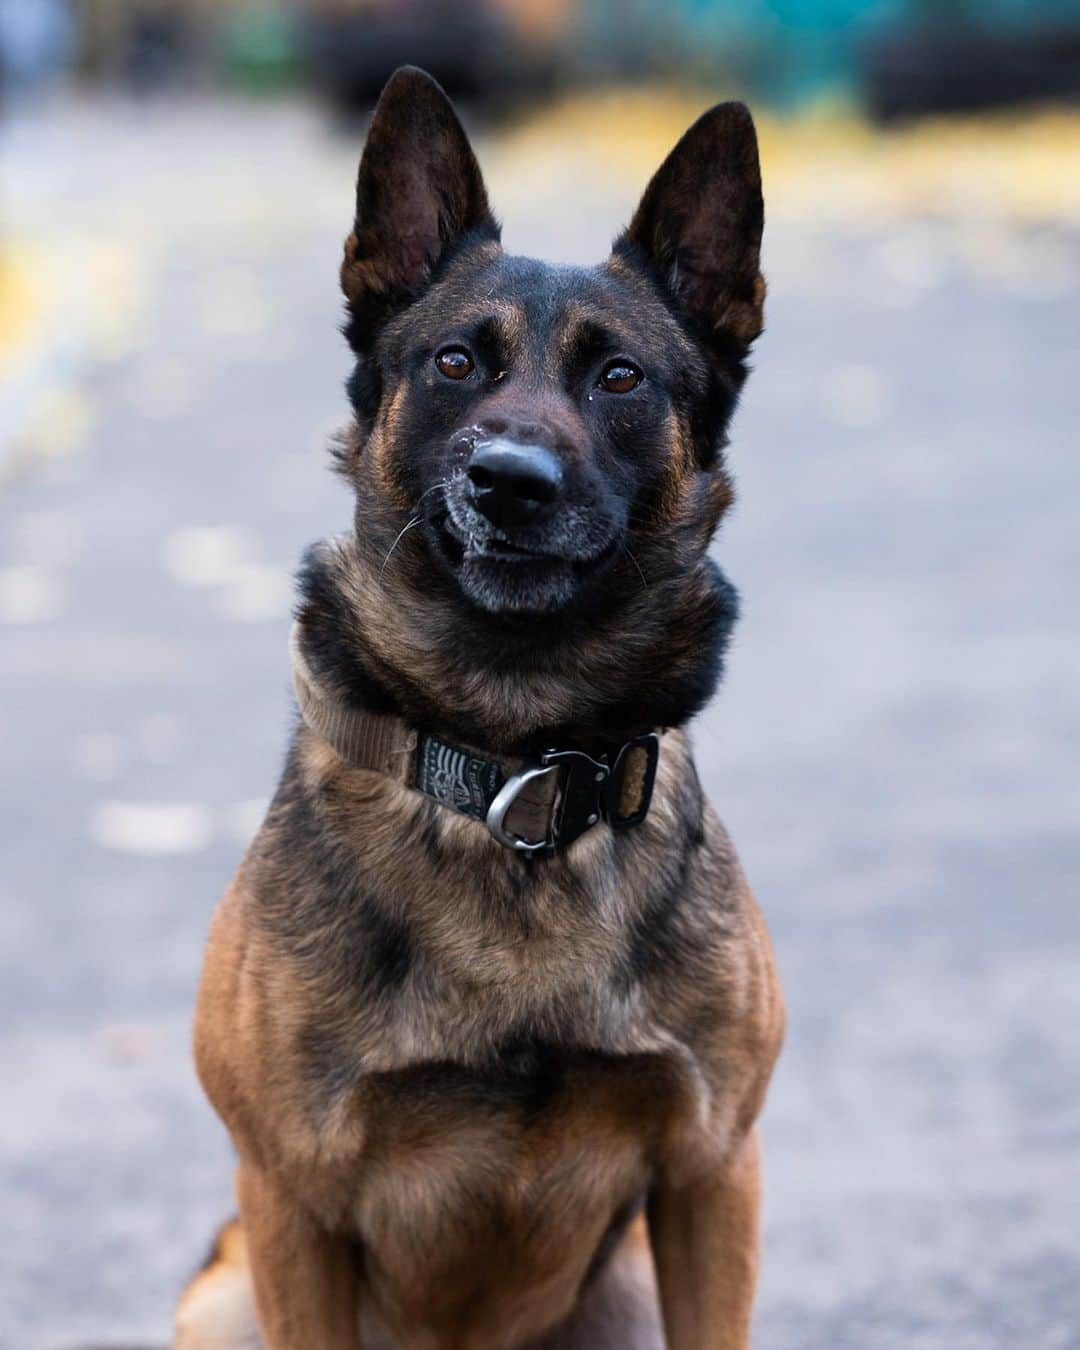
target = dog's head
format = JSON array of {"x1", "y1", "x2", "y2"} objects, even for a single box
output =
[{"x1": 337, "y1": 66, "x2": 763, "y2": 621}]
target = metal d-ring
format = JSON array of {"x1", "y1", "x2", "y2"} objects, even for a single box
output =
[{"x1": 485, "y1": 763, "x2": 559, "y2": 854}]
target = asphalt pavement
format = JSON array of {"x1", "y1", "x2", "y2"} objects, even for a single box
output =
[{"x1": 1, "y1": 95, "x2": 1078, "y2": 1349}]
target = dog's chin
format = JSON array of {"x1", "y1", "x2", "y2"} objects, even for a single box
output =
[
  {"x1": 430, "y1": 522, "x2": 619, "y2": 617},
  {"x1": 460, "y1": 554, "x2": 578, "y2": 615}
]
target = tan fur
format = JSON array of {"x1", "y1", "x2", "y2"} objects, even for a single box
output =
[
  {"x1": 174, "y1": 1220, "x2": 261, "y2": 1349},
  {"x1": 366, "y1": 384, "x2": 412, "y2": 508},
  {"x1": 716, "y1": 273, "x2": 767, "y2": 349}
]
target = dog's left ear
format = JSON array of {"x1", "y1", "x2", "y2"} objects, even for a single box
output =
[
  {"x1": 615, "y1": 102, "x2": 764, "y2": 356},
  {"x1": 341, "y1": 66, "x2": 498, "y2": 352}
]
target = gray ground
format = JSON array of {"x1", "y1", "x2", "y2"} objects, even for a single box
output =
[{"x1": 1, "y1": 97, "x2": 1078, "y2": 1349}]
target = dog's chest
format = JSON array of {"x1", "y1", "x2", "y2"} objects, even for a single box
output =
[
  {"x1": 347, "y1": 1044, "x2": 674, "y2": 1339},
  {"x1": 306, "y1": 824, "x2": 668, "y2": 1074}
]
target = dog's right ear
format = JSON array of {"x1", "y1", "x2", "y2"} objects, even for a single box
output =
[{"x1": 341, "y1": 66, "x2": 499, "y2": 353}]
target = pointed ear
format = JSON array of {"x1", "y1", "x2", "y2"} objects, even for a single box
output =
[
  {"x1": 341, "y1": 66, "x2": 499, "y2": 352},
  {"x1": 614, "y1": 102, "x2": 764, "y2": 357}
]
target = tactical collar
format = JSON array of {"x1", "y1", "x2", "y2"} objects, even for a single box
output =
[{"x1": 291, "y1": 625, "x2": 660, "y2": 857}]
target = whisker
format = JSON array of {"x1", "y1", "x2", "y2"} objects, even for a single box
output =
[
  {"x1": 380, "y1": 516, "x2": 421, "y2": 578},
  {"x1": 622, "y1": 545, "x2": 649, "y2": 590},
  {"x1": 411, "y1": 479, "x2": 452, "y2": 515},
  {"x1": 378, "y1": 481, "x2": 454, "y2": 581}
]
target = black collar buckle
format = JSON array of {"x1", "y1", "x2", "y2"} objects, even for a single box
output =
[{"x1": 485, "y1": 732, "x2": 660, "y2": 857}]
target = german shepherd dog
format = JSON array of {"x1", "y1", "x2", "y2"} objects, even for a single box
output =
[{"x1": 176, "y1": 66, "x2": 783, "y2": 1350}]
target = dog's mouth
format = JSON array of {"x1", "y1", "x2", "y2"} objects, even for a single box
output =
[
  {"x1": 436, "y1": 514, "x2": 618, "y2": 570},
  {"x1": 463, "y1": 533, "x2": 539, "y2": 561},
  {"x1": 429, "y1": 511, "x2": 621, "y2": 615}
]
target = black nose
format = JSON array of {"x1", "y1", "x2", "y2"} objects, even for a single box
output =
[{"x1": 466, "y1": 440, "x2": 564, "y2": 529}]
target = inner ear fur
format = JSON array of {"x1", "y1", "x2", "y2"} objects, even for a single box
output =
[
  {"x1": 615, "y1": 101, "x2": 765, "y2": 354},
  {"x1": 341, "y1": 66, "x2": 499, "y2": 352}
]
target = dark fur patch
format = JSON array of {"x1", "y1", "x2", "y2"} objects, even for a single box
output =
[
  {"x1": 294, "y1": 545, "x2": 401, "y2": 714},
  {"x1": 298, "y1": 1026, "x2": 364, "y2": 1107},
  {"x1": 258, "y1": 753, "x2": 420, "y2": 1002}
]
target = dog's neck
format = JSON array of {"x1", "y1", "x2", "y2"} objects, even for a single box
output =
[{"x1": 294, "y1": 526, "x2": 737, "y2": 757}]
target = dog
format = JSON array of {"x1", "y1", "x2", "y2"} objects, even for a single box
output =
[{"x1": 175, "y1": 66, "x2": 783, "y2": 1350}]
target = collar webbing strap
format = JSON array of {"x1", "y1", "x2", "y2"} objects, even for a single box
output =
[
  {"x1": 290, "y1": 624, "x2": 659, "y2": 856},
  {"x1": 291, "y1": 624, "x2": 418, "y2": 782}
]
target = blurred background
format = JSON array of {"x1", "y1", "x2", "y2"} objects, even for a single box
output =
[{"x1": 2, "y1": 2, "x2": 1078, "y2": 1347}]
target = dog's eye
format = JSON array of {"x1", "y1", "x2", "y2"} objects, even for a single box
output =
[
  {"x1": 599, "y1": 360, "x2": 643, "y2": 394},
  {"x1": 435, "y1": 348, "x2": 474, "y2": 381}
]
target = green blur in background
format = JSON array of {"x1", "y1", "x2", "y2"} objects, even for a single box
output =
[{"x1": 3, "y1": 0, "x2": 1079, "y2": 116}]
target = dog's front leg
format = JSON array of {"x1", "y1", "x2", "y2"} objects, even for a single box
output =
[
  {"x1": 647, "y1": 1129, "x2": 762, "y2": 1350},
  {"x1": 237, "y1": 1162, "x2": 361, "y2": 1349}
]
